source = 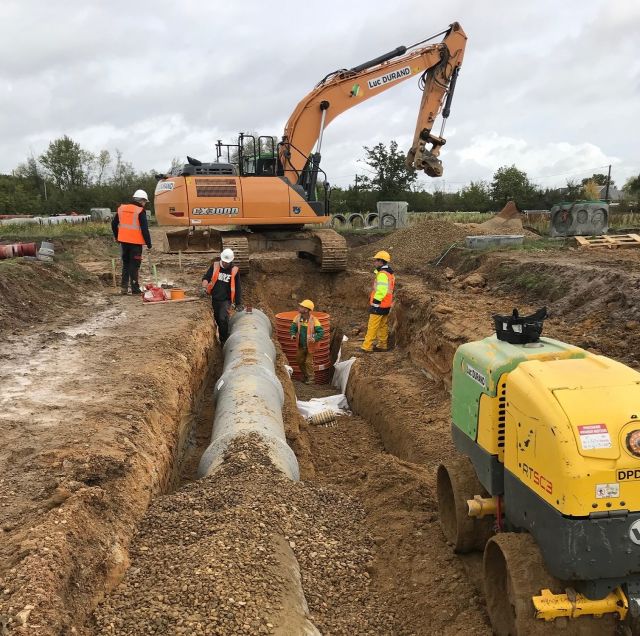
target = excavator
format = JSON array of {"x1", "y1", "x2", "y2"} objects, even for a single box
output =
[{"x1": 154, "y1": 23, "x2": 467, "y2": 272}]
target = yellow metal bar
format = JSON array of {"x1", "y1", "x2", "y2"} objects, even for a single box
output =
[
  {"x1": 467, "y1": 495, "x2": 497, "y2": 518},
  {"x1": 533, "y1": 587, "x2": 628, "y2": 621}
]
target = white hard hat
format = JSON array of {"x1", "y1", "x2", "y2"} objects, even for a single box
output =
[
  {"x1": 220, "y1": 248, "x2": 234, "y2": 263},
  {"x1": 133, "y1": 189, "x2": 149, "y2": 200}
]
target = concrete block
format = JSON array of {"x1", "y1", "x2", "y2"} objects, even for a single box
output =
[{"x1": 465, "y1": 235, "x2": 524, "y2": 250}]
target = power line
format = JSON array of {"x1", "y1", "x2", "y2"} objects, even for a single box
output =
[{"x1": 529, "y1": 164, "x2": 616, "y2": 181}]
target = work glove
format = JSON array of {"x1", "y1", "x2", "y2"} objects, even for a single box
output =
[
  {"x1": 230, "y1": 303, "x2": 236, "y2": 310},
  {"x1": 235, "y1": 304, "x2": 245, "y2": 312},
  {"x1": 371, "y1": 301, "x2": 381, "y2": 309},
  {"x1": 199, "y1": 288, "x2": 207, "y2": 298},
  {"x1": 291, "y1": 334, "x2": 296, "y2": 340}
]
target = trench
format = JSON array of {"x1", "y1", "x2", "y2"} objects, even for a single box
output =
[
  {"x1": 6, "y1": 235, "x2": 636, "y2": 634},
  {"x1": 26, "y1": 250, "x2": 501, "y2": 636}
]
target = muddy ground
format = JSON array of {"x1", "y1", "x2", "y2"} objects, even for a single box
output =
[{"x1": 1, "y1": 224, "x2": 639, "y2": 634}]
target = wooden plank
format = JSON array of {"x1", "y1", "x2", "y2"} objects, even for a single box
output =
[
  {"x1": 143, "y1": 297, "x2": 200, "y2": 307},
  {"x1": 575, "y1": 233, "x2": 640, "y2": 249}
]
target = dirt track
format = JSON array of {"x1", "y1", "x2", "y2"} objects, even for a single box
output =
[{"x1": 1, "y1": 223, "x2": 639, "y2": 634}]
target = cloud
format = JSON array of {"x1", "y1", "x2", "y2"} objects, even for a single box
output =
[
  {"x1": 455, "y1": 133, "x2": 621, "y2": 187},
  {"x1": 0, "y1": 0, "x2": 637, "y2": 191}
]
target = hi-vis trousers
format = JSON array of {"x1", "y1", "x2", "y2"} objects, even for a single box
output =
[{"x1": 361, "y1": 313, "x2": 388, "y2": 351}]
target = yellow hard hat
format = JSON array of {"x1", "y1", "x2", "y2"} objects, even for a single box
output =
[
  {"x1": 299, "y1": 299, "x2": 315, "y2": 311},
  {"x1": 374, "y1": 250, "x2": 391, "y2": 262}
]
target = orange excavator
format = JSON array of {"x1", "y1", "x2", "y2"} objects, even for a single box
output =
[{"x1": 154, "y1": 23, "x2": 467, "y2": 271}]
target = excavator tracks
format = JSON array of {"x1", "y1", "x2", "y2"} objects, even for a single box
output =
[
  {"x1": 221, "y1": 234, "x2": 250, "y2": 273},
  {"x1": 312, "y1": 229, "x2": 347, "y2": 272}
]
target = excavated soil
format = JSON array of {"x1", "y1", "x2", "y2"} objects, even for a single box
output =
[{"x1": 2, "y1": 221, "x2": 639, "y2": 635}]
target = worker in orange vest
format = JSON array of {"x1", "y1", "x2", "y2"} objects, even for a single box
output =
[
  {"x1": 361, "y1": 250, "x2": 395, "y2": 352},
  {"x1": 111, "y1": 189, "x2": 152, "y2": 295},
  {"x1": 201, "y1": 248, "x2": 242, "y2": 344},
  {"x1": 290, "y1": 299, "x2": 324, "y2": 384}
]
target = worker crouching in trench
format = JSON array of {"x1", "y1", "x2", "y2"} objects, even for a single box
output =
[
  {"x1": 290, "y1": 300, "x2": 324, "y2": 384},
  {"x1": 201, "y1": 248, "x2": 242, "y2": 344}
]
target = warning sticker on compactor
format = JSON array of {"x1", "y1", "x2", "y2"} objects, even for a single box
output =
[
  {"x1": 577, "y1": 423, "x2": 612, "y2": 450},
  {"x1": 595, "y1": 483, "x2": 619, "y2": 498}
]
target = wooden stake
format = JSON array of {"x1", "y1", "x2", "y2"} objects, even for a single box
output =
[{"x1": 111, "y1": 258, "x2": 117, "y2": 288}]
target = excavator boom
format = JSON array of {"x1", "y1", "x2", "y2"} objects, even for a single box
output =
[{"x1": 280, "y1": 22, "x2": 467, "y2": 180}]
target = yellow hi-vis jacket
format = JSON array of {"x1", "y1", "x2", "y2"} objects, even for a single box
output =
[{"x1": 369, "y1": 265, "x2": 395, "y2": 315}]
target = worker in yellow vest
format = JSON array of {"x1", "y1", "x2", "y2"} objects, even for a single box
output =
[
  {"x1": 290, "y1": 299, "x2": 324, "y2": 384},
  {"x1": 201, "y1": 248, "x2": 241, "y2": 344},
  {"x1": 111, "y1": 189, "x2": 152, "y2": 295},
  {"x1": 361, "y1": 250, "x2": 395, "y2": 352}
]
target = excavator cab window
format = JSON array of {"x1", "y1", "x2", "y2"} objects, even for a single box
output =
[{"x1": 236, "y1": 134, "x2": 277, "y2": 177}]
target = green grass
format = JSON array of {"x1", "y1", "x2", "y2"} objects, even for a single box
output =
[
  {"x1": 408, "y1": 211, "x2": 488, "y2": 224},
  {"x1": 610, "y1": 212, "x2": 640, "y2": 229},
  {"x1": 0, "y1": 221, "x2": 112, "y2": 240},
  {"x1": 494, "y1": 265, "x2": 569, "y2": 301}
]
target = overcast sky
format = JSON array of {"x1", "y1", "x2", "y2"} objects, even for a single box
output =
[{"x1": 1, "y1": 0, "x2": 638, "y2": 192}]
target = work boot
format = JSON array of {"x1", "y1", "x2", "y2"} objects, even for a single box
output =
[
  {"x1": 120, "y1": 287, "x2": 128, "y2": 295},
  {"x1": 373, "y1": 345, "x2": 389, "y2": 352},
  {"x1": 131, "y1": 284, "x2": 142, "y2": 295}
]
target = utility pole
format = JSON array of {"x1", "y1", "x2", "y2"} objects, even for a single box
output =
[
  {"x1": 354, "y1": 174, "x2": 359, "y2": 192},
  {"x1": 605, "y1": 164, "x2": 611, "y2": 201}
]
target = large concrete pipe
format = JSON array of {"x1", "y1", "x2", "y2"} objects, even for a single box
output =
[{"x1": 198, "y1": 309, "x2": 300, "y2": 480}]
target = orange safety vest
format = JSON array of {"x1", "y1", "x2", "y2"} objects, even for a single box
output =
[
  {"x1": 117, "y1": 204, "x2": 146, "y2": 245},
  {"x1": 293, "y1": 313, "x2": 321, "y2": 352},
  {"x1": 207, "y1": 262, "x2": 239, "y2": 302},
  {"x1": 369, "y1": 268, "x2": 395, "y2": 308}
]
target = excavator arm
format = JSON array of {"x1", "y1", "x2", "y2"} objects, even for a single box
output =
[{"x1": 279, "y1": 22, "x2": 467, "y2": 182}]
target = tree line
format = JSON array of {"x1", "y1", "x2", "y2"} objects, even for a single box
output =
[
  {"x1": 1, "y1": 136, "x2": 638, "y2": 216},
  {"x1": 330, "y1": 141, "x2": 639, "y2": 213},
  {"x1": 0, "y1": 136, "x2": 158, "y2": 216}
]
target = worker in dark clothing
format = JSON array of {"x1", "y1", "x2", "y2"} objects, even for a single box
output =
[
  {"x1": 201, "y1": 248, "x2": 242, "y2": 344},
  {"x1": 111, "y1": 189, "x2": 152, "y2": 295}
]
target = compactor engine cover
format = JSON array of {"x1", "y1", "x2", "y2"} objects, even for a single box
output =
[{"x1": 451, "y1": 335, "x2": 640, "y2": 596}]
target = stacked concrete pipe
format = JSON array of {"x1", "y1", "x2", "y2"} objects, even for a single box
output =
[{"x1": 197, "y1": 309, "x2": 300, "y2": 481}]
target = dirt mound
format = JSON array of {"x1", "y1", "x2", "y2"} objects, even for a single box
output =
[
  {"x1": 350, "y1": 219, "x2": 467, "y2": 270},
  {"x1": 0, "y1": 257, "x2": 94, "y2": 336},
  {"x1": 93, "y1": 436, "x2": 396, "y2": 635},
  {"x1": 477, "y1": 200, "x2": 523, "y2": 233}
]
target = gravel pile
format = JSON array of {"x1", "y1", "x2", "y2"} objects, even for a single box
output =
[
  {"x1": 350, "y1": 219, "x2": 467, "y2": 270},
  {"x1": 93, "y1": 436, "x2": 396, "y2": 635}
]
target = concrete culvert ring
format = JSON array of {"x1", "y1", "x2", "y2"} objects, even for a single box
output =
[
  {"x1": 366, "y1": 212, "x2": 379, "y2": 227},
  {"x1": 576, "y1": 208, "x2": 589, "y2": 224},
  {"x1": 331, "y1": 214, "x2": 347, "y2": 229},
  {"x1": 348, "y1": 213, "x2": 365, "y2": 229},
  {"x1": 436, "y1": 458, "x2": 493, "y2": 553},
  {"x1": 381, "y1": 214, "x2": 397, "y2": 229}
]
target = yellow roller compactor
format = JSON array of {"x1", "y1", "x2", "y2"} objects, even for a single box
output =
[{"x1": 437, "y1": 308, "x2": 640, "y2": 635}]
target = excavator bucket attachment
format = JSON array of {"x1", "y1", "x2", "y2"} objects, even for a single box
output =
[
  {"x1": 163, "y1": 228, "x2": 222, "y2": 254},
  {"x1": 422, "y1": 154, "x2": 443, "y2": 178}
]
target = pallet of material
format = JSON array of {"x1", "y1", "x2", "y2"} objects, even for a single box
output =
[{"x1": 575, "y1": 234, "x2": 640, "y2": 248}]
